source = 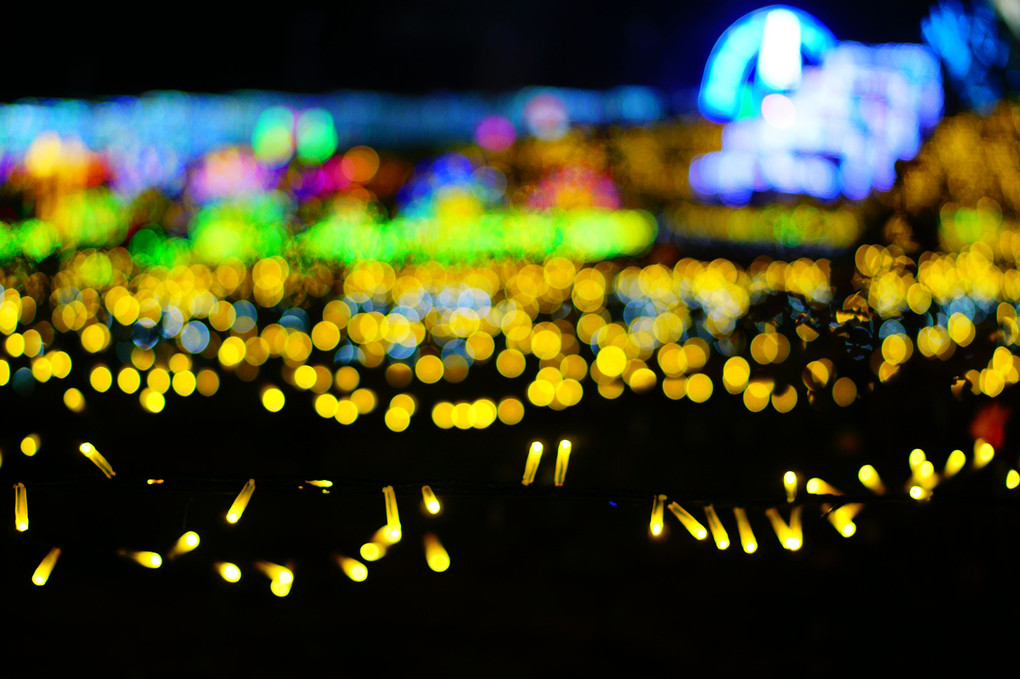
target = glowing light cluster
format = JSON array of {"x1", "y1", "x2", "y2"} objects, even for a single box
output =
[{"x1": 695, "y1": 7, "x2": 942, "y2": 203}]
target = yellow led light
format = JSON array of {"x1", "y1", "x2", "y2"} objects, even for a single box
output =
[
  {"x1": 226, "y1": 478, "x2": 255, "y2": 524},
  {"x1": 305, "y1": 479, "x2": 333, "y2": 488},
  {"x1": 553, "y1": 440, "x2": 572, "y2": 487},
  {"x1": 783, "y1": 471, "x2": 797, "y2": 503},
  {"x1": 908, "y1": 448, "x2": 926, "y2": 476},
  {"x1": 169, "y1": 531, "x2": 200, "y2": 558},
  {"x1": 422, "y1": 485, "x2": 441, "y2": 515},
  {"x1": 805, "y1": 477, "x2": 842, "y2": 496},
  {"x1": 704, "y1": 504, "x2": 730, "y2": 550},
  {"x1": 826, "y1": 505, "x2": 861, "y2": 536},
  {"x1": 215, "y1": 562, "x2": 242, "y2": 583},
  {"x1": 383, "y1": 485, "x2": 401, "y2": 541},
  {"x1": 372, "y1": 524, "x2": 402, "y2": 546},
  {"x1": 360, "y1": 542, "x2": 387, "y2": 561},
  {"x1": 765, "y1": 508, "x2": 795, "y2": 550},
  {"x1": 424, "y1": 533, "x2": 451, "y2": 573},
  {"x1": 337, "y1": 555, "x2": 369, "y2": 582},
  {"x1": 255, "y1": 560, "x2": 292, "y2": 584},
  {"x1": 122, "y1": 550, "x2": 163, "y2": 568},
  {"x1": 79, "y1": 442, "x2": 115, "y2": 479},
  {"x1": 14, "y1": 482, "x2": 28, "y2": 532},
  {"x1": 788, "y1": 506, "x2": 803, "y2": 550},
  {"x1": 649, "y1": 494, "x2": 666, "y2": 537},
  {"x1": 522, "y1": 441, "x2": 543, "y2": 486},
  {"x1": 1008, "y1": 470, "x2": 1020, "y2": 490},
  {"x1": 944, "y1": 449, "x2": 966, "y2": 479},
  {"x1": 32, "y1": 547, "x2": 61, "y2": 586},
  {"x1": 858, "y1": 465, "x2": 886, "y2": 494},
  {"x1": 733, "y1": 507, "x2": 757, "y2": 554},
  {"x1": 667, "y1": 502, "x2": 708, "y2": 540},
  {"x1": 908, "y1": 485, "x2": 932, "y2": 501},
  {"x1": 256, "y1": 560, "x2": 294, "y2": 596},
  {"x1": 974, "y1": 439, "x2": 995, "y2": 469}
]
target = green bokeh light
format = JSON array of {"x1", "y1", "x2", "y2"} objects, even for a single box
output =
[
  {"x1": 296, "y1": 109, "x2": 338, "y2": 164},
  {"x1": 252, "y1": 107, "x2": 295, "y2": 166}
]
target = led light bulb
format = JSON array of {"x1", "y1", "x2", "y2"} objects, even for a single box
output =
[
  {"x1": 704, "y1": 504, "x2": 730, "y2": 550},
  {"x1": 79, "y1": 442, "x2": 115, "y2": 478},
  {"x1": 858, "y1": 465, "x2": 886, "y2": 494},
  {"x1": 649, "y1": 494, "x2": 666, "y2": 537},
  {"x1": 382, "y1": 485, "x2": 401, "y2": 541},
  {"x1": 667, "y1": 502, "x2": 708, "y2": 540},
  {"x1": 733, "y1": 507, "x2": 757, "y2": 554},
  {"x1": 783, "y1": 471, "x2": 797, "y2": 503},
  {"x1": 169, "y1": 531, "x2": 200, "y2": 558},
  {"x1": 14, "y1": 482, "x2": 27, "y2": 532},
  {"x1": 226, "y1": 478, "x2": 255, "y2": 524},
  {"x1": 337, "y1": 555, "x2": 368, "y2": 582},
  {"x1": 554, "y1": 440, "x2": 572, "y2": 486},
  {"x1": 32, "y1": 547, "x2": 61, "y2": 586},
  {"x1": 423, "y1": 533, "x2": 450, "y2": 573},
  {"x1": 422, "y1": 485, "x2": 441, "y2": 515},
  {"x1": 522, "y1": 441, "x2": 543, "y2": 486}
]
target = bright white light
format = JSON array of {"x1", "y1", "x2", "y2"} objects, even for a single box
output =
[
  {"x1": 761, "y1": 93, "x2": 796, "y2": 128},
  {"x1": 758, "y1": 9, "x2": 803, "y2": 90}
]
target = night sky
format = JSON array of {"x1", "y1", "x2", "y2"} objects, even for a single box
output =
[{"x1": 3, "y1": 1, "x2": 937, "y2": 100}]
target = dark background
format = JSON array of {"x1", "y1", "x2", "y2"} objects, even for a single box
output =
[{"x1": 3, "y1": 1, "x2": 936, "y2": 100}]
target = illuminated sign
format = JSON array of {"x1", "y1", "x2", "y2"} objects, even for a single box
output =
[{"x1": 692, "y1": 6, "x2": 943, "y2": 204}]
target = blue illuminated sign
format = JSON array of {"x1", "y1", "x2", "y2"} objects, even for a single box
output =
[{"x1": 693, "y1": 6, "x2": 944, "y2": 204}]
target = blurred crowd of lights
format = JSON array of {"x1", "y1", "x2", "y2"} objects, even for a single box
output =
[
  {"x1": 9, "y1": 2, "x2": 1020, "y2": 592},
  {"x1": 923, "y1": 0, "x2": 1013, "y2": 113},
  {"x1": 694, "y1": 6, "x2": 943, "y2": 203},
  {"x1": 0, "y1": 87, "x2": 664, "y2": 197}
]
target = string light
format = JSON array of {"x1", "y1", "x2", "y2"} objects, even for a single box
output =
[
  {"x1": 360, "y1": 542, "x2": 387, "y2": 561},
  {"x1": 788, "y1": 506, "x2": 803, "y2": 550},
  {"x1": 522, "y1": 442, "x2": 543, "y2": 486},
  {"x1": 944, "y1": 450, "x2": 966, "y2": 479},
  {"x1": 667, "y1": 502, "x2": 708, "y2": 540},
  {"x1": 336, "y1": 555, "x2": 369, "y2": 582},
  {"x1": 32, "y1": 547, "x2": 61, "y2": 586},
  {"x1": 306, "y1": 480, "x2": 333, "y2": 488},
  {"x1": 423, "y1": 533, "x2": 451, "y2": 573},
  {"x1": 554, "y1": 440, "x2": 572, "y2": 487},
  {"x1": 784, "y1": 471, "x2": 798, "y2": 503},
  {"x1": 215, "y1": 562, "x2": 242, "y2": 583},
  {"x1": 168, "y1": 531, "x2": 200, "y2": 558},
  {"x1": 255, "y1": 560, "x2": 293, "y2": 596},
  {"x1": 226, "y1": 479, "x2": 255, "y2": 524},
  {"x1": 858, "y1": 465, "x2": 886, "y2": 494},
  {"x1": 704, "y1": 504, "x2": 730, "y2": 550},
  {"x1": 805, "y1": 478, "x2": 842, "y2": 496},
  {"x1": 421, "y1": 485, "x2": 441, "y2": 515},
  {"x1": 121, "y1": 550, "x2": 163, "y2": 569},
  {"x1": 733, "y1": 507, "x2": 757, "y2": 554},
  {"x1": 79, "y1": 442, "x2": 115, "y2": 479},
  {"x1": 974, "y1": 440, "x2": 995, "y2": 469},
  {"x1": 383, "y1": 485, "x2": 401, "y2": 541},
  {"x1": 649, "y1": 494, "x2": 666, "y2": 537},
  {"x1": 13, "y1": 482, "x2": 27, "y2": 532},
  {"x1": 765, "y1": 507, "x2": 802, "y2": 550},
  {"x1": 826, "y1": 505, "x2": 862, "y2": 537}
]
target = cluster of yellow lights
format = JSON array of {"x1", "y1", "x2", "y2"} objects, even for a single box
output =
[
  {"x1": 3, "y1": 229, "x2": 1020, "y2": 435},
  {"x1": 649, "y1": 491, "x2": 804, "y2": 553},
  {"x1": 518, "y1": 440, "x2": 573, "y2": 487}
]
